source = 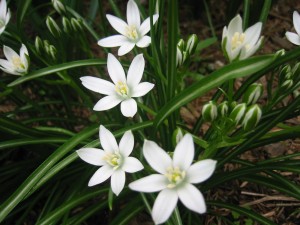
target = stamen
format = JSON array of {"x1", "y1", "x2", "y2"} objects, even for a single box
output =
[
  {"x1": 12, "y1": 56, "x2": 25, "y2": 69},
  {"x1": 103, "y1": 152, "x2": 122, "y2": 169},
  {"x1": 231, "y1": 32, "x2": 246, "y2": 50},
  {"x1": 125, "y1": 25, "x2": 138, "y2": 40},
  {"x1": 115, "y1": 81, "x2": 129, "y2": 97},
  {"x1": 165, "y1": 167, "x2": 186, "y2": 189}
]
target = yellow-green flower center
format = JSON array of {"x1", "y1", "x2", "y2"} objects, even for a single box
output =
[
  {"x1": 165, "y1": 167, "x2": 186, "y2": 189},
  {"x1": 231, "y1": 32, "x2": 246, "y2": 50},
  {"x1": 125, "y1": 25, "x2": 138, "y2": 40},
  {"x1": 115, "y1": 81, "x2": 129, "y2": 97},
  {"x1": 12, "y1": 56, "x2": 25, "y2": 69},
  {"x1": 103, "y1": 152, "x2": 122, "y2": 169}
]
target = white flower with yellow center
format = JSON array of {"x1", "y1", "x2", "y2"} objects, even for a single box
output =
[
  {"x1": 98, "y1": 0, "x2": 159, "y2": 56},
  {"x1": 285, "y1": 11, "x2": 300, "y2": 45},
  {"x1": 0, "y1": 0, "x2": 10, "y2": 35},
  {"x1": 129, "y1": 134, "x2": 217, "y2": 225},
  {"x1": 80, "y1": 53, "x2": 154, "y2": 117},
  {"x1": 222, "y1": 14, "x2": 263, "y2": 62},
  {"x1": 76, "y1": 125, "x2": 144, "y2": 196},
  {"x1": 0, "y1": 44, "x2": 29, "y2": 75}
]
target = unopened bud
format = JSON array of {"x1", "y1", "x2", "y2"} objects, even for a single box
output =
[
  {"x1": 243, "y1": 83, "x2": 263, "y2": 105},
  {"x1": 176, "y1": 46, "x2": 183, "y2": 67},
  {"x1": 275, "y1": 49, "x2": 285, "y2": 58},
  {"x1": 35, "y1": 36, "x2": 44, "y2": 54},
  {"x1": 242, "y1": 104, "x2": 262, "y2": 130},
  {"x1": 292, "y1": 62, "x2": 300, "y2": 77},
  {"x1": 62, "y1": 17, "x2": 72, "y2": 33},
  {"x1": 279, "y1": 65, "x2": 291, "y2": 84},
  {"x1": 229, "y1": 103, "x2": 246, "y2": 125},
  {"x1": 49, "y1": 45, "x2": 57, "y2": 60},
  {"x1": 172, "y1": 127, "x2": 184, "y2": 146},
  {"x1": 177, "y1": 39, "x2": 185, "y2": 50},
  {"x1": 52, "y1": 0, "x2": 66, "y2": 14},
  {"x1": 218, "y1": 101, "x2": 228, "y2": 117},
  {"x1": 46, "y1": 16, "x2": 61, "y2": 38},
  {"x1": 186, "y1": 34, "x2": 198, "y2": 55},
  {"x1": 281, "y1": 79, "x2": 293, "y2": 91},
  {"x1": 71, "y1": 18, "x2": 83, "y2": 32},
  {"x1": 202, "y1": 101, "x2": 218, "y2": 122}
]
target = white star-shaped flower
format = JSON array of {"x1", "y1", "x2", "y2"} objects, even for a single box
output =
[
  {"x1": 77, "y1": 125, "x2": 144, "y2": 196},
  {"x1": 286, "y1": 11, "x2": 300, "y2": 45},
  {"x1": 98, "y1": 0, "x2": 159, "y2": 56},
  {"x1": 222, "y1": 14, "x2": 263, "y2": 62},
  {"x1": 129, "y1": 134, "x2": 217, "y2": 225},
  {"x1": 0, "y1": 0, "x2": 10, "y2": 35},
  {"x1": 0, "y1": 44, "x2": 29, "y2": 75},
  {"x1": 80, "y1": 53, "x2": 154, "y2": 117}
]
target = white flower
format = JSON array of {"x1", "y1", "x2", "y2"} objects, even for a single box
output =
[
  {"x1": 80, "y1": 53, "x2": 154, "y2": 117},
  {"x1": 0, "y1": 0, "x2": 10, "y2": 35},
  {"x1": 98, "y1": 0, "x2": 159, "y2": 56},
  {"x1": 0, "y1": 44, "x2": 29, "y2": 75},
  {"x1": 285, "y1": 11, "x2": 300, "y2": 45},
  {"x1": 76, "y1": 125, "x2": 144, "y2": 196},
  {"x1": 129, "y1": 134, "x2": 217, "y2": 225},
  {"x1": 222, "y1": 14, "x2": 263, "y2": 62}
]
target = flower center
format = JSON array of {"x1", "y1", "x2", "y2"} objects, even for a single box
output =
[
  {"x1": 103, "y1": 152, "x2": 122, "y2": 169},
  {"x1": 115, "y1": 81, "x2": 129, "y2": 97},
  {"x1": 231, "y1": 32, "x2": 246, "y2": 50},
  {"x1": 125, "y1": 25, "x2": 138, "y2": 40},
  {"x1": 12, "y1": 56, "x2": 25, "y2": 70},
  {"x1": 165, "y1": 167, "x2": 186, "y2": 189}
]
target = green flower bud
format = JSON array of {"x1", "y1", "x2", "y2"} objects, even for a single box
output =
[
  {"x1": 186, "y1": 34, "x2": 198, "y2": 55},
  {"x1": 176, "y1": 46, "x2": 183, "y2": 67},
  {"x1": 52, "y1": 0, "x2": 66, "y2": 14},
  {"x1": 281, "y1": 79, "x2": 293, "y2": 91},
  {"x1": 71, "y1": 18, "x2": 83, "y2": 32},
  {"x1": 202, "y1": 101, "x2": 218, "y2": 122},
  {"x1": 292, "y1": 62, "x2": 300, "y2": 77},
  {"x1": 35, "y1": 36, "x2": 44, "y2": 54},
  {"x1": 218, "y1": 101, "x2": 229, "y2": 117},
  {"x1": 172, "y1": 127, "x2": 184, "y2": 146},
  {"x1": 242, "y1": 83, "x2": 263, "y2": 105},
  {"x1": 49, "y1": 45, "x2": 57, "y2": 60},
  {"x1": 242, "y1": 104, "x2": 262, "y2": 130},
  {"x1": 177, "y1": 39, "x2": 185, "y2": 50},
  {"x1": 279, "y1": 65, "x2": 291, "y2": 84},
  {"x1": 46, "y1": 16, "x2": 61, "y2": 38},
  {"x1": 62, "y1": 17, "x2": 72, "y2": 33},
  {"x1": 275, "y1": 49, "x2": 285, "y2": 58},
  {"x1": 229, "y1": 103, "x2": 246, "y2": 125}
]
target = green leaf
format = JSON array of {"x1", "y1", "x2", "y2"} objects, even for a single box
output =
[
  {"x1": 154, "y1": 55, "x2": 275, "y2": 127},
  {"x1": 17, "y1": 0, "x2": 32, "y2": 28},
  {"x1": 7, "y1": 59, "x2": 106, "y2": 87}
]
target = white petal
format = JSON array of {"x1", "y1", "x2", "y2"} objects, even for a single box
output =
[
  {"x1": 88, "y1": 165, "x2": 114, "y2": 186},
  {"x1": 93, "y1": 95, "x2": 122, "y2": 111},
  {"x1": 244, "y1": 22, "x2": 262, "y2": 47},
  {"x1": 106, "y1": 14, "x2": 128, "y2": 36},
  {"x1": 222, "y1": 26, "x2": 227, "y2": 40},
  {"x1": 118, "y1": 42, "x2": 135, "y2": 56},
  {"x1": 143, "y1": 140, "x2": 172, "y2": 174},
  {"x1": 122, "y1": 157, "x2": 143, "y2": 173},
  {"x1": 80, "y1": 76, "x2": 115, "y2": 95},
  {"x1": 173, "y1": 134, "x2": 194, "y2": 170},
  {"x1": 139, "y1": 14, "x2": 159, "y2": 36},
  {"x1": 107, "y1": 53, "x2": 126, "y2": 84},
  {"x1": 131, "y1": 82, "x2": 154, "y2": 97},
  {"x1": 129, "y1": 174, "x2": 167, "y2": 192},
  {"x1": 5, "y1": 9, "x2": 10, "y2": 24},
  {"x1": 177, "y1": 183, "x2": 206, "y2": 214},
  {"x1": 240, "y1": 37, "x2": 263, "y2": 60},
  {"x1": 286, "y1": 31, "x2": 300, "y2": 45},
  {"x1": 20, "y1": 44, "x2": 28, "y2": 56},
  {"x1": 187, "y1": 159, "x2": 217, "y2": 184},
  {"x1": 3, "y1": 45, "x2": 19, "y2": 62},
  {"x1": 293, "y1": 11, "x2": 300, "y2": 36},
  {"x1": 0, "y1": 26, "x2": 5, "y2": 35},
  {"x1": 119, "y1": 130, "x2": 134, "y2": 156},
  {"x1": 99, "y1": 125, "x2": 119, "y2": 154},
  {"x1": 76, "y1": 148, "x2": 106, "y2": 166},
  {"x1": 0, "y1": 0, "x2": 7, "y2": 17},
  {"x1": 98, "y1": 35, "x2": 128, "y2": 47},
  {"x1": 0, "y1": 58, "x2": 12, "y2": 70},
  {"x1": 120, "y1": 98, "x2": 137, "y2": 117},
  {"x1": 111, "y1": 169, "x2": 125, "y2": 196},
  {"x1": 0, "y1": 66, "x2": 20, "y2": 75},
  {"x1": 127, "y1": 0, "x2": 140, "y2": 27},
  {"x1": 136, "y1": 36, "x2": 151, "y2": 47},
  {"x1": 227, "y1": 14, "x2": 243, "y2": 37},
  {"x1": 152, "y1": 189, "x2": 178, "y2": 225},
  {"x1": 127, "y1": 54, "x2": 145, "y2": 87}
]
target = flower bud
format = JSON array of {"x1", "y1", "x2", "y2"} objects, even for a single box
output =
[
  {"x1": 242, "y1": 104, "x2": 262, "y2": 130},
  {"x1": 281, "y1": 79, "x2": 293, "y2": 91},
  {"x1": 176, "y1": 46, "x2": 183, "y2": 67},
  {"x1": 275, "y1": 49, "x2": 285, "y2": 58},
  {"x1": 202, "y1": 101, "x2": 218, "y2": 122},
  {"x1": 52, "y1": 0, "x2": 66, "y2": 14},
  {"x1": 172, "y1": 127, "x2": 184, "y2": 146},
  {"x1": 71, "y1": 18, "x2": 83, "y2": 32},
  {"x1": 292, "y1": 62, "x2": 300, "y2": 77},
  {"x1": 49, "y1": 45, "x2": 57, "y2": 60},
  {"x1": 186, "y1": 34, "x2": 198, "y2": 55},
  {"x1": 46, "y1": 16, "x2": 61, "y2": 38},
  {"x1": 177, "y1": 39, "x2": 185, "y2": 51},
  {"x1": 242, "y1": 83, "x2": 263, "y2": 105},
  {"x1": 279, "y1": 65, "x2": 291, "y2": 84},
  {"x1": 218, "y1": 101, "x2": 228, "y2": 117},
  {"x1": 35, "y1": 36, "x2": 44, "y2": 54},
  {"x1": 62, "y1": 17, "x2": 72, "y2": 33},
  {"x1": 229, "y1": 103, "x2": 246, "y2": 125}
]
